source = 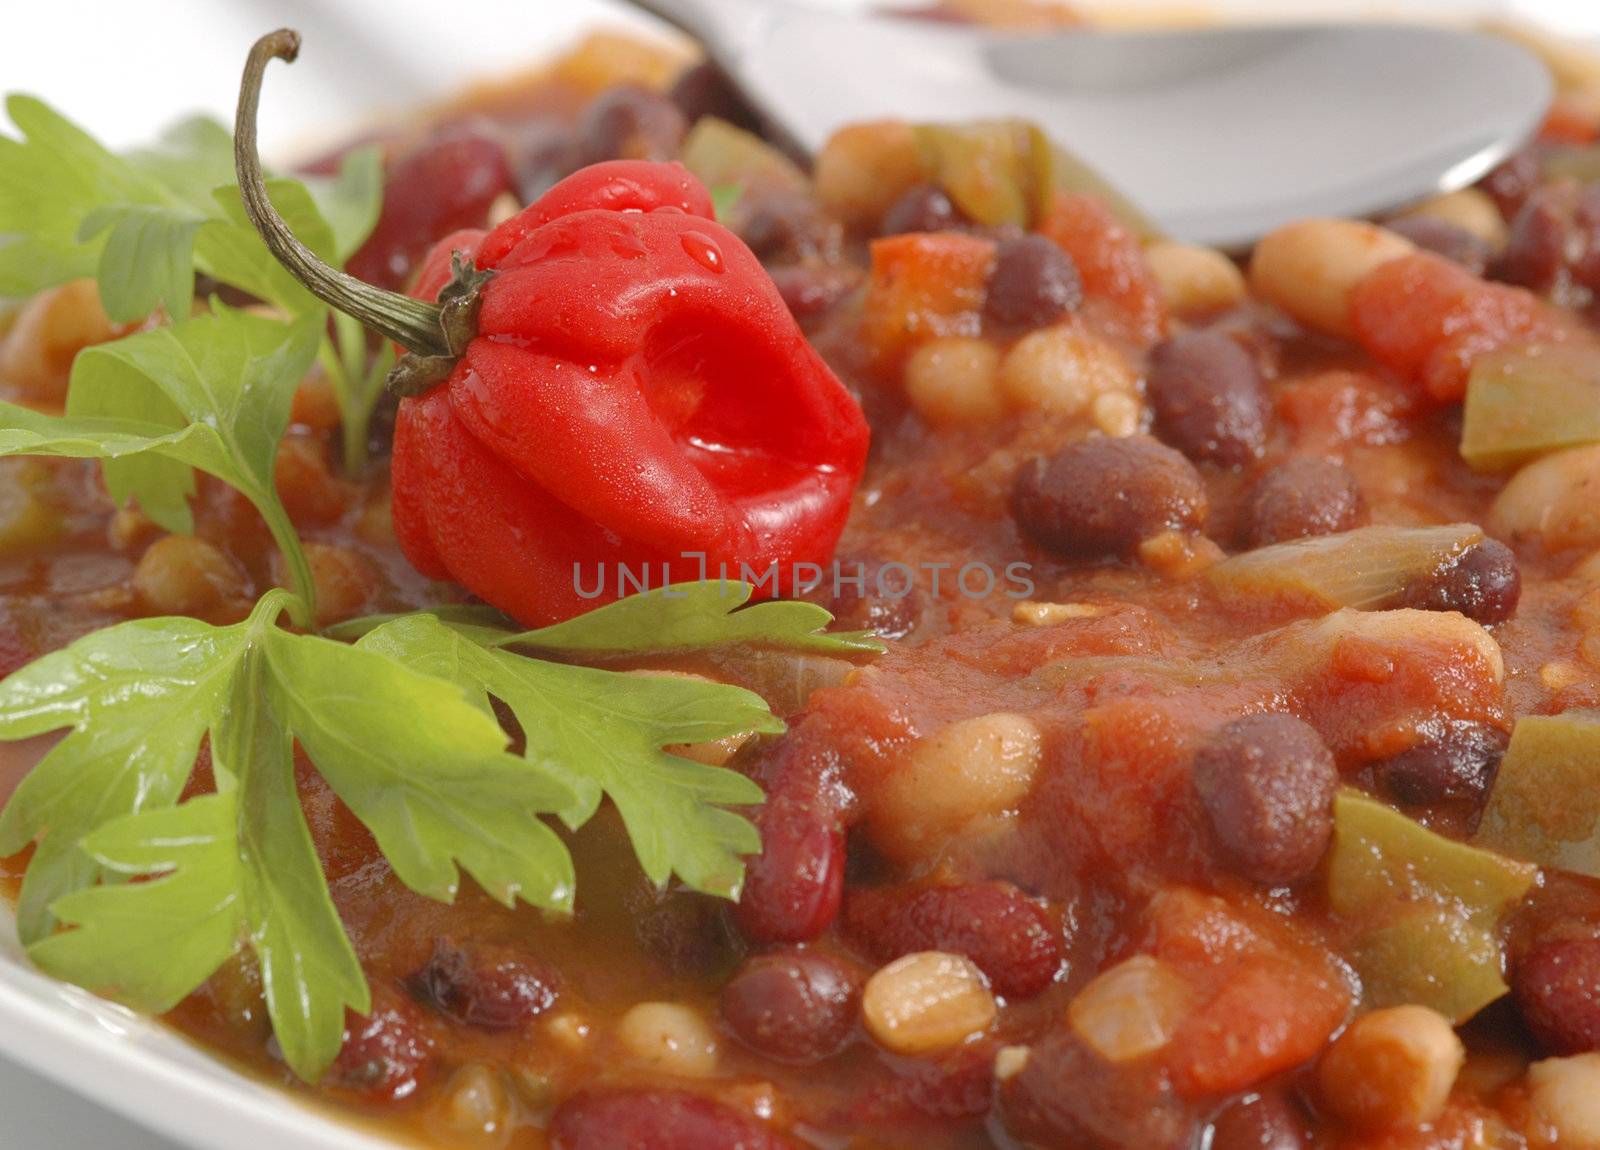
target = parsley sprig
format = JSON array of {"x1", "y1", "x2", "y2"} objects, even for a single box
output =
[
  {"x1": 0, "y1": 81, "x2": 882, "y2": 1083},
  {"x1": 0, "y1": 97, "x2": 390, "y2": 471}
]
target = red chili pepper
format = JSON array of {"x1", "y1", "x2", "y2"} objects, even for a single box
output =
[
  {"x1": 389, "y1": 161, "x2": 869, "y2": 624},
  {"x1": 235, "y1": 35, "x2": 870, "y2": 626}
]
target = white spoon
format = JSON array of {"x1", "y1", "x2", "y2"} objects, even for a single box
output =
[{"x1": 625, "y1": 0, "x2": 1552, "y2": 249}]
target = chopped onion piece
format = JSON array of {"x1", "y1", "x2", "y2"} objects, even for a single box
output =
[{"x1": 1207, "y1": 524, "x2": 1484, "y2": 612}]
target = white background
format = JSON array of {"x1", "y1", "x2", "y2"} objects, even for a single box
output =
[{"x1": 0, "y1": 0, "x2": 1597, "y2": 1146}]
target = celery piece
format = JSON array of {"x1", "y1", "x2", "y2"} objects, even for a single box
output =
[
  {"x1": 1027, "y1": 124, "x2": 1159, "y2": 239},
  {"x1": 915, "y1": 122, "x2": 1035, "y2": 228},
  {"x1": 1461, "y1": 344, "x2": 1600, "y2": 473},
  {"x1": 1329, "y1": 790, "x2": 1537, "y2": 1022},
  {"x1": 1478, "y1": 711, "x2": 1600, "y2": 877},
  {"x1": 680, "y1": 116, "x2": 809, "y2": 204}
]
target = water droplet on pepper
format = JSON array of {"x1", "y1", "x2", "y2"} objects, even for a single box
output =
[{"x1": 681, "y1": 231, "x2": 726, "y2": 274}]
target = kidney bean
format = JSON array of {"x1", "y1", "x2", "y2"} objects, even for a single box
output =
[
  {"x1": 1374, "y1": 719, "x2": 1507, "y2": 812},
  {"x1": 1385, "y1": 215, "x2": 1492, "y2": 275},
  {"x1": 740, "y1": 191, "x2": 838, "y2": 262},
  {"x1": 984, "y1": 234, "x2": 1083, "y2": 329},
  {"x1": 997, "y1": 1030, "x2": 1200, "y2": 1150},
  {"x1": 346, "y1": 125, "x2": 513, "y2": 290},
  {"x1": 322, "y1": 985, "x2": 437, "y2": 1104},
  {"x1": 1480, "y1": 146, "x2": 1543, "y2": 221},
  {"x1": 1241, "y1": 456, "x2": 1366, "y2": 548},
  {"x1": 668, "y1": 62, "x2": 762, "y2": 133},
  {"x1": 768, "y1": 266, "x2": 863, "y2": 321},
  {"x1": 1398, "y1": 538, "x2": 1521, "y2": 624},
  {"x1": 1207, "y1": 1090, "x2": 1312, "y2": 1150},
  {"x1": 576, "y1": 85, "x2": 687, "y2": 167},
  {"x1": 1515, "y1": 937, "x2": 1600, "y2": 1055},
  {"x1": 735, "y1": 736, "x2": 853, "y2": 944},
  {"x1": 720, "y1": 949, "x2": 861, "y2": 1062},
  {"x1": 1500, "y1": 187, "x2": 1570, "y2": 293},
  {"x1": 1146, "y1": 330, "x2": 1268, "y2": 467},
  {"x1": 843, "y1": 881, "x2": 1062, "y2": 999},
  {"x1": 880, "y1": 184, "x2": 964, "y2": 236},
  {"x1": 1191, "y1": 714, "x2": 1338, "y2": 887},
  {"x1": 1570, "y1": 184, "x2": 1600, "y2": 292},
  {"x1": 808, "y1": 552, "x2": 922, "y2": 639},
  {"x1": 550, "y1": 1089, "x2": 797, "y2": 1150},
  {"x1": 0, "y1": 604, "x2": 33, "y2": 679},
  {"x1": 510, "y1": 120, "x2": 581, "y2": 204},
  {"x1": 736, "y1": 796, "x2": 846, "y2": 944},
  {"x1": 1012, "y1": 436, "x2": 1208, "y2": 559},
  {"x1": 409, "y1": 938, "x2": 557, "y2": 1031}
]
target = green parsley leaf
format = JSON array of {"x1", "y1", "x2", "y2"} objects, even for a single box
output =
[
  {"x1": 300, "y1": 145, "x2": 385, "y2": 264},
  {"x1": 0, "y1": 305, "x2": 322, "y2": 615},
  {"x1": 1, "y1": 590, "x2": 577, "y2": 1080},
  {"x1": 506, "y1": 581, "x2": 884, "y2": 655},
  {"x1": 78, "y1": 203, "x2": 205, "y2": 324},
  {"x1": 359, "y1": 613, "x2": 779, "y2": 898}
]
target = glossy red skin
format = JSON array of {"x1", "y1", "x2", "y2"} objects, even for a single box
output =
[{"x1": 392, "y1": 160, "x2": 871, "y2": 626}]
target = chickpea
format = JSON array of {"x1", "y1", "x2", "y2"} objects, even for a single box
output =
[
  {"x1": 814, "y1": 121, "x2": 927, "y2": 230},
  {"x1": 1490, "y1": 444, "x2": 1600, "y2": 552},
  {"x1": 0, "y1": 460, "x2": 60, "y2": 555},
  {"x1": 869, "y1": 711, "x2": 1043, "y2": 862},
  {"x1": 289, "y1": 372, "x2": 343, "y2": 432},
  {"x1": 0, "y1": 280, "x2": 116, "y2": 404},
  {"x1": 1527, "y1": 1054, "x2": 1600, "y2": 1149},
  {"x1": 438, "y1": 1064, "x2": 512, "y2": 1138},
  {"x1": 904, "y1": 337, "x2": 1005, "y2": 426},
  {"x1": 1403, "y1": 188, "x2": 1508, "y2": 252},
  {"x1": 275, "y1": 435, "x2": 354, "y2": 527},
  {"x1": 1318, "y1": 1005, "x2": 1464, "y2": 1131},
  {"x1": 275, "y1": 542, "x2": 380, "y2": 626},
  {"x1": 998, "y1": 326, "x2": 1134, "y2": 418},
  {"x1": 1143, "y1": 241, "x2": 1247, "y2": 315},
  {"x1": 616, "y1": 1002, "x2": 719, "y2": 1078},
  {"x1": 1249, "y1": 219, "x2": 1415, "y2": 338},
  {"x1": 1091, "y1": 391, "x2": 1144, "y2": 438},
  {"x1": 862, "y1": 952, "x2": 996, "y2": 1056},
  {"x1": 133, "y1": 535, "x2": 250, "y2": 619}
]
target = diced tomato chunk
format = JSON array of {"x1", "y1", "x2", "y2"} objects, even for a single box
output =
[
  {"x1": 1349, "y1": 252, "x2": 1566, "y2": 402},
  {"x1": 863, "y1": 233, "x2": 997, "y2": 372},
  {"x1": 1036, "y1": 193, "x2": 1166, "y2": 345}
]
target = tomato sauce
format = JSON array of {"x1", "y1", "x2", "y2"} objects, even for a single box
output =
[{"x1": 6, "y1": 17, "x2": 1600, "y2": 1150}]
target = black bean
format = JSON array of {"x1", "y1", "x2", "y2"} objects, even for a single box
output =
[
  {"x1": 576, "y1": 85, "x2": 686, "y2": 167},
  {"x1": 1499, "y1": 188, "x2": 1569, "y2": 293},
  {"x1": 1399, "y1": 538, "x2": 1521, "y2": 624},
  {"x1": 323, "y1": 985, "x2": 437, "y2": 1103},
  {"x1": 1385, "y1": 215, "x2": 1491, "y2": 275},
  {"x1": 634, "y1": 893, "x2": 742, "y2": 978},
  {"x1": 880, "y1": 184, "x2": 963, "y2": 236},
  {"x1": 1515, "y1": 937, "x2": 1600, "y2": 1055},
  {"x1": 1374, "y1": 720, "x2": 1507, "y2": 811},
  {"x1": 811, "y1": 553, "x2": 922, "y2": 639},
  {"x1": 997, "y1": 1030, "x2": 1200, "y2": 1150},
  {"x1": 409, "y1": 938, "x2": 557, "y2": 1031},
  {"x1": 513, "y1": 121, "x2": 581, "y2": 203},
  {"x1": 667, "y1": 62, "x2": 761, "y2": 133},
  {"x1": 720, "y1": 949, "x2": 861, "y2": 1063},
  {"x1": 984, "y1": 234, "x2": 1083, "y2": 329},
  {"x1": 1241, "y1": 457, "x2": 1366, "y2": 548},
  {"x1": 1012, "y1": 436, "x2": 1208, "y2": 559},
  {"x1": 1192, "y1": 714, "x2": 1338, "y2": 887},
  {"x1": 1208, "y1": 1091, "x2": 1312, "y2": 1150},
  {"x1": 1146, "y1": 331, "x2": 1268, "y2": 467}
]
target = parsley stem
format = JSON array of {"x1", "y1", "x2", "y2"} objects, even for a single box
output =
[{"x1": 234, "y1": 30, "x2": 452, "y2": 359}]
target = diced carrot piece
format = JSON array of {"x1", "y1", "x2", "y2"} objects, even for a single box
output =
[
  {"x1": 1037, "y1": 193, "x2": 1166, "y2": 346},
  {"x1": 1540, "y1": 100, "x2": 1600, "y2": 146},
  {"x1": 862, "y1": 233, "x2": 997, "y2": 373},
  {"x1": 1349, "y1": 252, "x2": 1566, "y2": 402},
  {"x1": 1165, "y1": 956, "x2": 1349, "y2": 1098}
]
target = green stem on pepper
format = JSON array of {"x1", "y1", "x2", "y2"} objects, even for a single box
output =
[{"x1": 234, "y1": 29, "x2": 485, "y2": 390}]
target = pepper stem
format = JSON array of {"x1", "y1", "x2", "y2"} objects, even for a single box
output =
[{"x1": 234, "y1": 29, "x2": 452, "y2": 358}]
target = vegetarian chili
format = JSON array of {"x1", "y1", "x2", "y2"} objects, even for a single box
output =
[{"x1": 5, "y1": 7, "x2": 1600, "y2": 1150}]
